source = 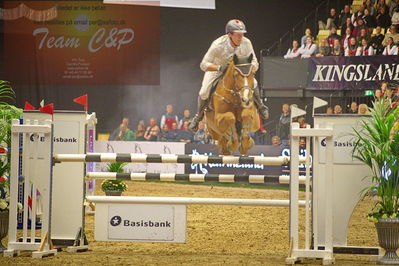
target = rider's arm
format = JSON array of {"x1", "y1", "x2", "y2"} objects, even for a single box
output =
[
  {"x1": 247, "y1": 40, "x2": 259, "y2": 72},
  {"x1": 200, "y1": 41, "x2": 220, "y2": 72}
]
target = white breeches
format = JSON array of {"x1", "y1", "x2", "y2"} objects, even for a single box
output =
[{"x1": 198, "y1": 71, "x2": 258, "y2": 100}]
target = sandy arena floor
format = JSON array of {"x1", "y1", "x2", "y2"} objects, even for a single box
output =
[{"x1": 0, "y1": 181, "x2": 385, "y2": 265}]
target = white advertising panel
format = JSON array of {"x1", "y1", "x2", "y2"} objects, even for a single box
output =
[
  {"x1": 94, "y1": 203, "x2": 186, "y2": 242},
  {"x1": 94, "y1": 141, "x2": 185, "y2": 173}
]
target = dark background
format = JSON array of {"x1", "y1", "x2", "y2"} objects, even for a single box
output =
[{"x1": 1, "y1": 0, "x2": 353, "y2": 134}]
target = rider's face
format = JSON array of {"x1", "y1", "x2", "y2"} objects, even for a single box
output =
[{"x1": 229, "y1": 32, "x2": 244, "y2": 46}]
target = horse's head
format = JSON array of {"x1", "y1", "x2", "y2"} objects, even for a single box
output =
[{"x1": 231, "y1": 54, "x2": 255, "y2": 108}]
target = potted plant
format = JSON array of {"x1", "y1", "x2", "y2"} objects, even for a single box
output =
[
  {"x1": 352, "y1": 96, "x2": 399, "y2": 265},
  {"x1": 0, "y1": 81, "x2": 22, "y2": 252},
  {"x1": 101, "y1": 162, "x2": 128, "y2": 196}
]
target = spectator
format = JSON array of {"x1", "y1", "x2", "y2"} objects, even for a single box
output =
[
  {"x1": 331, "y1": 39, "x2": 343, "y2": 56},
  {"x1": 358, "y1": 104, "x2": 370, "y2": 115},
  {"x1": 341, "y1": 17, "x2": 354, "y2": 36},
  {"x1": 193, "y1": 121, "x2": 207, "y2": 144},
  {"x1": 375, "y1": 89, "x2": 383, "y2": 99},
  {"x1": 284, "y1": 40, "x2": 301, "y2": 59},
  {"x1": 163, "y1": 122, "x2": 180, "y2": 142},
  {"x1": 326, "y1": 107, "x2": 334, "y2": 114},
  {"x1": 348, "y1": 101, "x2": 358, "y2": 114},
  {"x1": 319, "y1": 8, "x2": 339, "y2": 30},
  {"x1": 110, "y1": 117, "x2": 129, "y2": 140},
  {"x1": 381, "y1": 81, "x2": 389, "y2": 94},
  {"x1": 339, "y1": 5, "x2": 352, "y2": 28},
  {"x1": 392, "y1": 6, "x2": 399, "y2": 25},
  {"x1": 352, "y1": 18, "x2": 368, "y2": 37},
  {"x1": 253, "y1": 115, "x2": 268, "y2": 145},
  {"x1": 376, "y1": 0, "x2": 388, "y2": 14},
  {"x1": 389, "y1": 0, "x2": 399, "y2": 17},
  {"x1": 271, "y1": 136, "x2": 282, "y2": 147},
  {"x1": 114, "y1": 123, "x2": 135, "y2": 141},
  {"x1": 364, "y1": 8, "x2": 377, "y2": 28},
  {"x1": 370, "y1": 26, "x2": 385, "y2": 54},
  {"x1": 327, "y1": 26, "x2": 341, "y2": 47},
  {"x1": 144, "y1": 117, "x2": 160, "y2": 141},
  {"x1": 135, "y1": 123, "x2": 146, "y2": 141},
  {"x1": 351, "y1": 5, "x2": 365, "y2": 25},
  {"x1": 334, "y1": 104, "x2": 343, "y2": 114},
  {"x1": 382, "y1": 36, "x2": 399, "y2": 54},
  {"x1": 159, "y1": 124, "x2": 169, "y2": 141},
  {"x1": 365, "y1": 0, "x2": 376, "y2": 16},
  {"x1": 316, "y1": 39, "x2": 331, "y2": 56},
  {"x1": 297, "y1": 117, "x2": 309, "y2": 128},
  {"x1": 277, "y1": 104, "x2": 290, "y2": 140},
  {"x1": 299, "y1": 138, "x2": 307, "y2": 149},
  {"x1": 299, "y1": 36, "x2": 317, "y2": 58},
  {"x1": 301, "y1": 28, "x2": 313, "y2": 46},
  {"x1": 376, "y1": 6, "x2": 392, "y2": 30},
  {"x1": 342, "y1": 27, "x2": 353, "y2": 49},
  {"x1": 160, "y1": 104, "x2": 179, "y2": 130},
  {"x1": 357, "y1": 28, "x2": 371, "y2": 45},
  {"x1": 345, "y1": 37, "x2": 358, "y2": 56},
  {"x1": 178, "y1": 109, "x2": 192, "y2": 129},
  {"x1": 356, "y1": 37, "x2": 375, "y2": 55},
  {"x1": 382, "y1": 25, "x2": 399, "y2": 46},
  {"x1": 177, "y1": 121, "x2": 194, "y2": 143}
]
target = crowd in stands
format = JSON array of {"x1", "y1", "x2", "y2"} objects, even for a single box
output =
[
  {"x1": 109, "y1": 104, "x2": 213, "y2": 144},
  {"x1": 284, "y1": 1, "x2": 399, "y2": 58},
  {"x1": 108, "y1": 81, "x2": 397, "y2": 146}
]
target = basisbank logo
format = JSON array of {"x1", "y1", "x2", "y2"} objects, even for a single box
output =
[
  {"x1": 321, "y1": 138, "x2": 354, "y2": 147},
  {"x1": 109, "y1": 215, "x2": 171, "y2": 228}
]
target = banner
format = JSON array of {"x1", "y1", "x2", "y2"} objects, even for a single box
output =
[
  {"x1": 4, "y1": 1, "x2": 160, "y2": 86},
  {"x1": 184, "y1": 143, "x2": 284, "y2": 177},
  {"x1": 307, "y1": 55, "x2": 399, "y2": 90}
]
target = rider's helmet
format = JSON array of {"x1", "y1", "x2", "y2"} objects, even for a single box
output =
[{"x1": 225, "y1": 19, "x2": 247, "y2": 34}]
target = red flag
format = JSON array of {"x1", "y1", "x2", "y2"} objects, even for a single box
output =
[
  {"x1": 39, "y1": 103, "x2": 54, "y2": 115},
  {"x1": 24, "y1": 101, "x2": 35, "y2": 110},
  {"x1": 73, "y1": 94, "x2": 88, "y2": 111}
]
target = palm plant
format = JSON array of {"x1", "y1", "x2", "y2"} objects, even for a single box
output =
[
  {"x1": 352, "y1": 97, "x2": 399, "y2": 222},
  {"x1": 0, "y1": 81, "x2": 22, "y2": 177},
  {"x1": 101, "y1": 162, "x2": 128, "y2": 193}
]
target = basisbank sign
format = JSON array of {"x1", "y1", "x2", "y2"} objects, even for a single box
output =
[{"x1": 307, "y1": 55, "x2": 399, "y2": 90}]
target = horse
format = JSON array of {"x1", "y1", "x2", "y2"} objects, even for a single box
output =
[{"x1": 205, "y1": 54, "x2": 260, "y2": 155}]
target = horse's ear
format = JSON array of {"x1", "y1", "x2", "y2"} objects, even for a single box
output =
[
  {"x1": 233, "y1": 54, "x2": 239, "y2": 65},
  {"x1": 248, "y1": 53, "x2": 253, "y2": 63}
]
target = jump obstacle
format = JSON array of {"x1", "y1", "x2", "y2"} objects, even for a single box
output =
[
  {"x1": 85, "y1": 172, "x2": 307, "y2": 185},
  {"x1": 4, "y1": 111, "x2": 376, "y2": 264}
]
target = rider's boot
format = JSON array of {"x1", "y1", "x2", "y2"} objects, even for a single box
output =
[
  {"x1": 188, "y1": 96, "x2": 208, "y2": 132},
  {"x1": 253, "y1": 86, "x2": 269, "y2": 120}
]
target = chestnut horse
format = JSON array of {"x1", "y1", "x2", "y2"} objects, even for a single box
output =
[{"x1": 205, "y1": 54, "x2": 259, "y2": 155}]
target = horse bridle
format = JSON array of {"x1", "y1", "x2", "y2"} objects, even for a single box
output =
[{"x1": 214, "y1": 62, "x2": 254, "y2": 108}]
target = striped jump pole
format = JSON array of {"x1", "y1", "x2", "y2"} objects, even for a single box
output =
[
  {"x1": 86, "y1": 195, "x2": 307, "y2": 207},
  {"x1": 86, "y1": 172, "x2": 281, "y2": 184},
  {"x1": 53, "y1": 153, "x2": 304, "y2": 165}
]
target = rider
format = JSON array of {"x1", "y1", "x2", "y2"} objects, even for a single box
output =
[{"x1": 188, "y1": 19, "x2": 269, "y2": 132}]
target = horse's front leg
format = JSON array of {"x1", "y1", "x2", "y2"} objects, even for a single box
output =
[
  {"x1": 238, "y1": 108, "x2": 255, "y2": 154},
  {"x1": 215, "y1": 112, "x2": 236, "y2": 155}
]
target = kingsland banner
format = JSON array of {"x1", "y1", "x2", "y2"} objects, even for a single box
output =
[{"x1": 307, "y1": 55, "x2": 399, "y2": 90}]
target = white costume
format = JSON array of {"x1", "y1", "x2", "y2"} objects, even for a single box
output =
[
  {"x1": 383, "y1": 45, "x2": 398, "y2": 55},
  {"x1": 299, "y1": 43, "x2": 317, "y2": 58},
  {"x1": 199, "y1": 34, "x2": 258, "y2": 100},
  {"x1": 355, "y1": 45, "x2": 375, "y2": 56},
  {"x1": 284, "y1": 47, "x2": 301, "y2": 59}
]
